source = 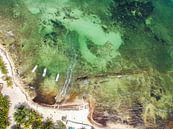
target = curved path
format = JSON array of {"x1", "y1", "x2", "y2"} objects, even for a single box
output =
[{"x1": 0, "y1": 46, "x2": 90, "y2": 128}]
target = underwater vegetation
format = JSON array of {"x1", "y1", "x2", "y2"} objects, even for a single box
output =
[
  {"x1": 1, "y1": 0, "x2": 173, "y2": 128},
  {"x1": 111, "y1": 0, "x2": 154, "y2": 25}
]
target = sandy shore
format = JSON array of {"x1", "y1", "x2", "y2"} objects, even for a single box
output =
[{"x1": 0, "y1": 46, "x2": 91, "y2": 128}]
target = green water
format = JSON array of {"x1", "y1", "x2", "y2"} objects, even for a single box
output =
[{"x1": 1, "y1": 0, "x2": 173, "y2": 128}]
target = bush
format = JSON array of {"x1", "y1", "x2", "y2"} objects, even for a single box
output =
[
  {"x1": 0, "y1": 57, "x2": 7, "y2": 75},
  {"x1": 0, "y1": 94, "x2": 10, "y2": 129}
]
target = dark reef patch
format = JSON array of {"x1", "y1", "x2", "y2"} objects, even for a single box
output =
[{"x1": 110, "y1": 0, "x2": 154, "y2": 26}]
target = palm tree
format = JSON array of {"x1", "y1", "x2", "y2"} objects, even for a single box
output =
[
  {"x1": 11, "y1": 124, "x2": 22, "y2": 129},
  {"x1": 0, "y1": 94, "x2": 10, "y2": 129},
  {"x1": 42, "y1": 118, "x2": 54, "y2": 129},
  {"x1": 55, "y1": 121, "x2": 66, "y2": 129},
  {"x1": 32, "y1": 121, "x2": 43, "y2": 129},
  {"x1": 14, "y1": 104, "x2": 43, "y2": 128}
]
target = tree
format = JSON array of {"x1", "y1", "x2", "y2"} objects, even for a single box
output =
[
  {"x1": 0, "y1": 94, "x2": 10, "y2": 129},
  {"x1": 42, "y1": 118, "x2": 54, "y2": 129},
  {"x1": 14, "y1": 104, "x2": 67, "y2": 129},
  {"x1": 32, "y1": 121, "x2": 43, "y2": 129},
  {"x1": 55, "y1": 121, "x2": 66, "y2": 129},
  {"x1": 11, "y1": 124, "x2": 22, "y2": 129},
  {"x1": 14, "y1": 104, "x2": 42, "y2": 128}
]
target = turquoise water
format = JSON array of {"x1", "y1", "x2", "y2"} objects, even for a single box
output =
[{"x1": 1, "y1": 0, "x2": 173, "y2": 128}]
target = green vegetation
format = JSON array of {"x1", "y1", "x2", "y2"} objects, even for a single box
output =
[
  {"x1": 0, "y1": 56, "x2": 13, "y2": 87},
  {"x1": 27, "y1": 3, "x2": 122, "y2": 70},
  {"x1": 55, "y1": 121, "x2": 66, "y2": 129},
  {"x1": 11, "y1": 124, "x2": 22, "y2": 129},
  {"x1": 0, "y1": 94, "x2": 10, "y2": 129},
  {"x1": 13, "y1": 104, "x2": 66, "y2": 129},
  {"x1": 14, "y1": 105, "x2": 42, "y2": 128},
  {"x1": 79, "y1": 70, "x2": 173, "y2": 126},
  {"x1": 0, "y1": 57, "x2": 7, "y2": 75},
  {"x1": 1, "y1": 0, "x2": 173, "y2": 128},
  {"x1": 0, "y1": 0, "x2": 123, "y2": 103},
  {"x1": 4, "y1": 76, "x2": 13, "y2": 87}
]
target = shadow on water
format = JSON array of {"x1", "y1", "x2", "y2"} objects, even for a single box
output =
[{"x1": 32, "y1": 67, "x2": 57, "y2": 105}]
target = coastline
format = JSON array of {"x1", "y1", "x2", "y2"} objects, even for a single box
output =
[
  {"x1": 0, "y1": 44, "x2": 139, "y2": 129},
  {"x1": 0, "y1": 44, "x2": 92, "y2": 128}
]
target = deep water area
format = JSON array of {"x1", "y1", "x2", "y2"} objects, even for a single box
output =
[{"x1": 1, "y1": 0, "x2": 173, "y2": 128}]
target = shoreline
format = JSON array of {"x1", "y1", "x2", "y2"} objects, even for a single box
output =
[
  {"x1": 0, "y1": 45, "x2": 92, "y2": 128},
  {"x1": 0, "y1": 45, "x2": 139, "y2": 129}
]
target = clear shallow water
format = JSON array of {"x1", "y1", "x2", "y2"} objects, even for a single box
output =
[{"x1": 1, "y1": 0, "x2": 173, "y2": 128}]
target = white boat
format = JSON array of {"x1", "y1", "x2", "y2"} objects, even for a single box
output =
[
  {"x1": 42, "y1": 68, "x2": 47, "y2": 77},
  {"x1": 56, "y1": 73, "x2": 60, "y2": 82},
  {"x1": 32, "y1": 65, "x2": 38, "y2": 73}
]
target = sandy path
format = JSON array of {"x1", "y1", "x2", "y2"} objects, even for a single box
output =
[{"x1": 0, "y1": 46, "x2": 90, "y2": 128}]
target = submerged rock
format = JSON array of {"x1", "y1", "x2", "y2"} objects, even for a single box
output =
[{"x1": 111, "y1": 0, "x2": 154, "y2": 25}]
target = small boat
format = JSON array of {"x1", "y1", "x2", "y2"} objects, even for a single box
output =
[
  {"x1": 56, "y1": 73, "x2": 60, "y2": 82},
  {"x1": 42, "y1": 68, "x2": 47, "y2": 77},
  {"x1": 32, "y1": 65, "x2": 38, "y2": 73}
]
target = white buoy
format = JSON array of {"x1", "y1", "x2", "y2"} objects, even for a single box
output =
[
  {"x1": 55, "y1": 73, "x2": 60, "y2": 82},
  {"x1": 42, "y1": 68, "x2": 47, "y2": 77},
  {"x1": 32, "y1": 65, "x2": 38, "y2": 73}
]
